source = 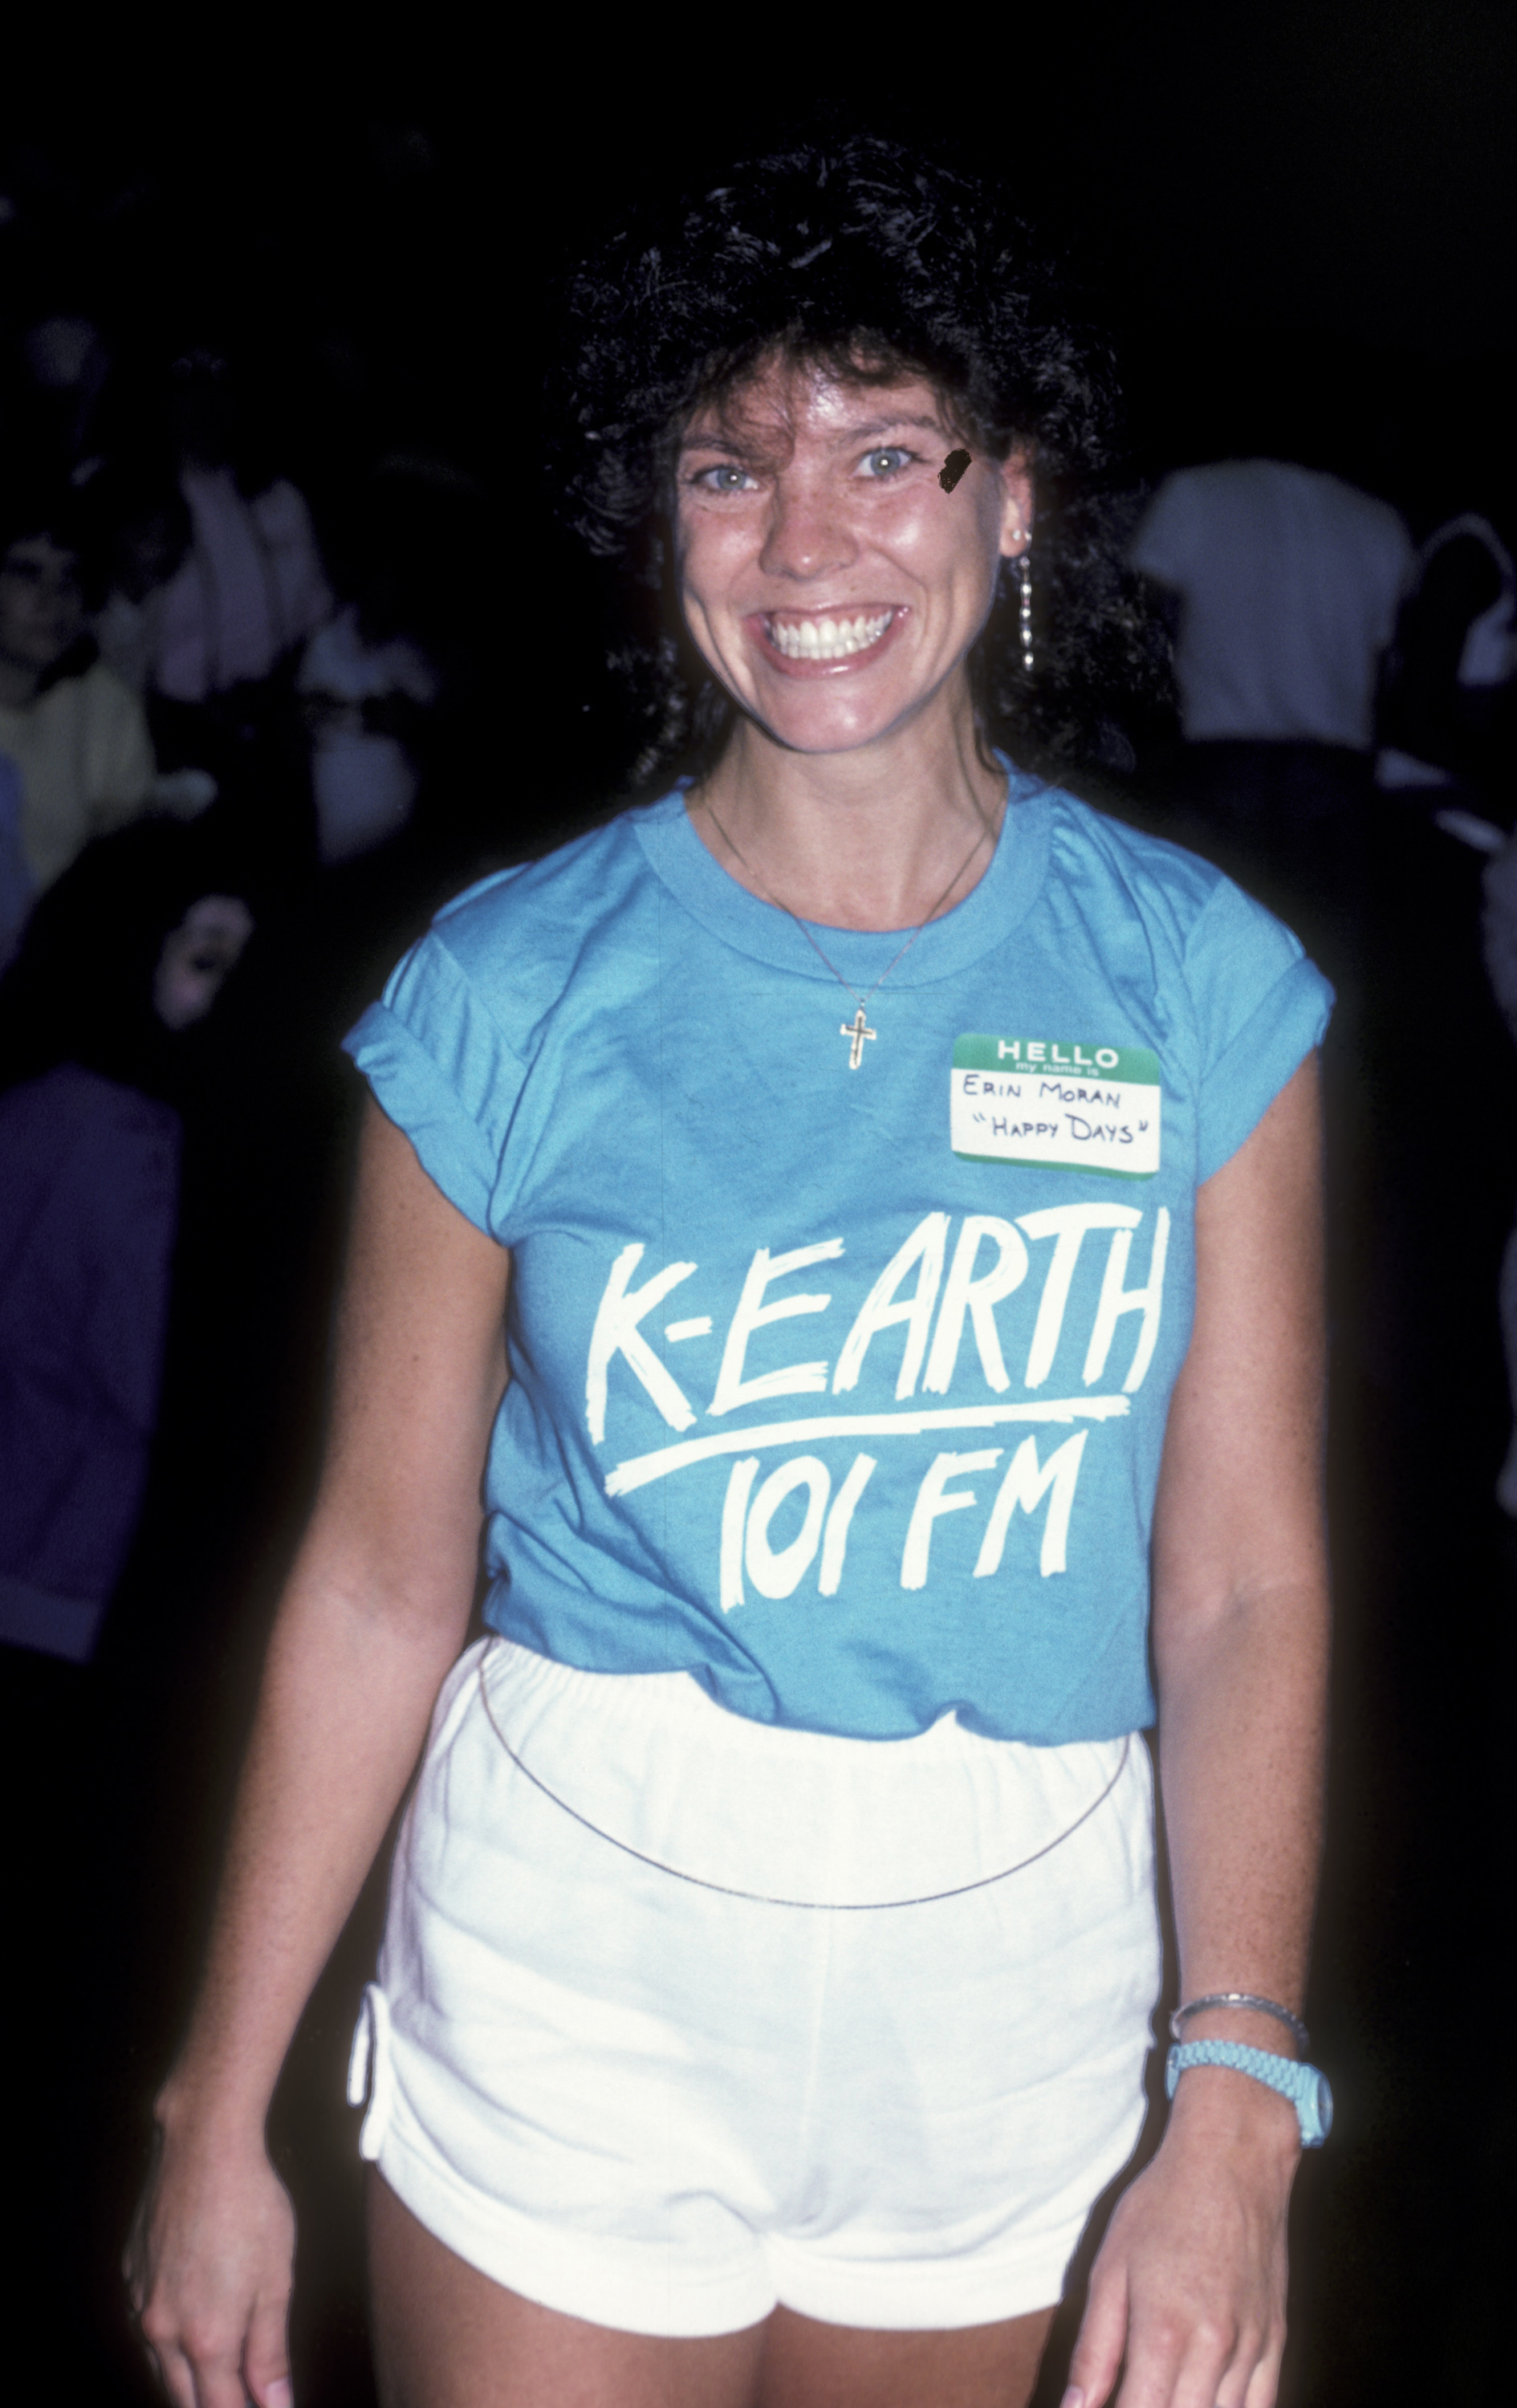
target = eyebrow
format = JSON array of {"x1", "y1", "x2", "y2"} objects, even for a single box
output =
[
  {"x1": 680, "y1": 410, "x2": 952, "y2": 458},
  {"x1": 680, "y1": 428, "x2": 764, "y2": 458},
  {"x1": 836, "y1": 412, "x2": 952, "y2": 441}
]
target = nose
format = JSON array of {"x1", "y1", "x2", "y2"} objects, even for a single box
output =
[{"x1": 758, "y1": 469, "x2": 857, "y2": 584}]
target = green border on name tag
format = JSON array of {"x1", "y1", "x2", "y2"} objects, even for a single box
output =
[{"x1": 953, "y1": 1035, "x2": 1161, "y2": 1083}]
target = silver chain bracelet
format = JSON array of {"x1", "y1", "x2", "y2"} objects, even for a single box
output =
[{"x1": 1169, "y1": 1992, "x2": 1311, "y2": 2055}]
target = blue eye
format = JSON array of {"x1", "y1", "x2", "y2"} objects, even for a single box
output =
[
  {"x1": 860, "y1": 447, "x2": 912, "y2": 478},
  {"x1": 694, "y1": 464, "x2": 756, "y2": 493}
]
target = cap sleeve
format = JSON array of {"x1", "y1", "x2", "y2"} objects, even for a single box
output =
[
  {"x1": 343, "y1": 929, "x2": 525, "y2": 1235},
  {"x1": 1186, "y1": 879, "x2": 1335, "y2": 1182}
]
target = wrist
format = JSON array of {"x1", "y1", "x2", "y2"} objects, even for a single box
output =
[
  {"x1": 1163, "y1": 2052, "x2": 1303, "y2": 2165},
  {"x1": 1175, "y1": 2003, "x2": 1303, "y2": 2058},
  {"x1": 153, "y1": 2060, "x2": 271, "y2": 2152},
  {"x1": 1167, "y1": 2035, "x2": 1334, "y2": 2151}
]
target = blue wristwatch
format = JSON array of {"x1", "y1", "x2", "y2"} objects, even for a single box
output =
[{"x1": 1165, "y1": 2040, "x2": 1333, "y2": 2148}]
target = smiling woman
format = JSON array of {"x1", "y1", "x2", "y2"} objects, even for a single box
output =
[
  {"x1": 674, "y1": 372, "x2": 1028, "y2": 790},
  {"x1": 551, "y1": 148, "x2": 1169, "y2": 798},
  {"x1": 129, "y1": 138, "x2": 1333, "y2": 2408}
]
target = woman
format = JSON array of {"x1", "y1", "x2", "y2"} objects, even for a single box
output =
[{"x1": 129, "y1": 140, "x2": 1332, "y2": 2408}]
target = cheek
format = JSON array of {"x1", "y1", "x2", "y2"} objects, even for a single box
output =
[
  {"x1": 676, "y1": 512, "x2": 745, "y2": 616},
  {"x1": 877, "y1": 493, "x2": 998, "y2": 601}
]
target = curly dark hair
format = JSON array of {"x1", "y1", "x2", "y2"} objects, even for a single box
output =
[{"x1": 547, "y1": 135, "x2": 1173, "y2": 788}]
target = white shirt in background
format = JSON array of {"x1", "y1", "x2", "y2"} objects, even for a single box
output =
[{"x1": 1130, "y1": 459, "x2": 1413, "y2": 750}]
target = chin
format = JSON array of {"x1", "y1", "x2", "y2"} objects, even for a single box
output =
[
  {"x1": 746, "y1": 682, "x2": 914, "y2": 757},
  {"x1": 761, "y1": 718, "x2": 895, "y2": 759}
]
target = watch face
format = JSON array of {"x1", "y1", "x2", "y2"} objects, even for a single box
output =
[{"x1": 1315, "y1": 2072, "x2": 1334, "y2": 2136}]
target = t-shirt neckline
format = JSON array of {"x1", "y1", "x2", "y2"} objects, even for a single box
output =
[{"x1": 632, "y1": 756, "x2": 1054, "y2": 988}]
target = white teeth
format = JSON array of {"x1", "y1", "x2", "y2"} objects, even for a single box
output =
[{"x1": 767, "y1": 610, "x2": 893, "y2": 661}]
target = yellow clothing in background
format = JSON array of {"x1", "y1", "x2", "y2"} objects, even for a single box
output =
[{"x1": 0, "y1": 661, "x2": 157, "y2": 893}]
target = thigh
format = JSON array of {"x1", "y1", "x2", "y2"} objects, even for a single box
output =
[
  {"x1": 365, "y1": 2169, "x2": 768, "y2": 2408},
  {"x1": 367, "y1": 2174, "x2": 1055, "y2": 2408},
  {"x1": 756, "y1": 2301, "x2": 1057, "y2": 2408}
]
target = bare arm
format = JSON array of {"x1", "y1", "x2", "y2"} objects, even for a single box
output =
[
  {"x1": 1068, "y1": 1053, "x2": 1330, "y2": 2408},
  {"x1": 128, "y1": 1101, "x2": 511, "y2": 2408}
]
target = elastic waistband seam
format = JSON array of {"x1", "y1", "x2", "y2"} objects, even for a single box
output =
[{"x1": 476, "y1": 1649, "x2": 1132, "y2": 1912}]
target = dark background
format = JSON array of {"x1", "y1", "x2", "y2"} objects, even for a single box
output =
[{"x1": 3, "y1": 7, "x2": 1515, "y2": 2399}]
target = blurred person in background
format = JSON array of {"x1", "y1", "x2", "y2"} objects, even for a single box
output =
[
  {"x1": 1377, "y1": 512, "x2": 1516, "y2": 836},
  {"x1": 296, "y1": 455, "x2": 490, "y2": 870},
  {"x1": 0, "y1": 478, "x2": 153, "y2": 888},
  {"x1": 76, "y1": 347, "x2": 337, "y2": 893},
  {"x1": 298, "y1": 603, "x2": 438, "y2": 866},
  {"x1": 88, "y1": 449, "x2": 197, "y2": 698},
  {"x1": 0, "y1": 477, "x2": 214, "y2": 943},
  {"x1": 1394, "y1": 521, "x2": 1517, "y2": 1511},
  {"x1": 1129, "y1": 456, "x2": 1413, "y2": 975},
  {"x1": 19, "y1": 308, "x2": 112, "y2": 476},
  {"x1": 148, "y1": 347, "x2": 332, "y2": 708},
  {"x1": 0, "y1": 817, "x2": 255, "y2": 1665}
]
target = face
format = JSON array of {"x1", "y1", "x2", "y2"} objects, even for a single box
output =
[
  {"x1": 674, "y1": 360, "x2": 1031, "y2": 759},
  {"x1": 153, "y1": 896, "x2": 255, "y2": 1031},
  {"x1": 0, "y1": 535, "x2": 86, "y2": 674}
]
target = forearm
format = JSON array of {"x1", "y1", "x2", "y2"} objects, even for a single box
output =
[
  {"x1": 1155, "y1": 1569, "x2": 1328, "y2": 2057},
  {"x1": 1068, "y1": 1062, "x2": 1327, "y2": 2405},
  {"x1": 157, "y1": 1544, "x2": 471, "y2": 2144}
]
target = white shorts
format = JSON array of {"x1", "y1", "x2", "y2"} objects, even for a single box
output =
[{"x1": 348, "y1": 1637, "x2": 1161, "y2": 2337}]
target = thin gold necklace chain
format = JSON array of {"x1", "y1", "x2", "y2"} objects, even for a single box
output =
[{"x1": 698, "y1": 795, "x2": 995, "y2": 1017}]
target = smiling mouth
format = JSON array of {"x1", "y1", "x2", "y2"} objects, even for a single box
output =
[{"x1": 763, "y1": 608, "x2": 897, "y2": 662}]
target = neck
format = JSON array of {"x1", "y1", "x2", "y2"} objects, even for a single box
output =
[
  {"x1": 689, "y1": 677, "x2": 1008, "y2": 932},
  {"x1": 0, "y1": 654, "x2": 40, "y2": 708}
]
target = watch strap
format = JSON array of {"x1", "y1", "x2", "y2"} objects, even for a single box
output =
[{"x1": 1165, "y1": 2038, "x2": 1333, "y2": 2148}]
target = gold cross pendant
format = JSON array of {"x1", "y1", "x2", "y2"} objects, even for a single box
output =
[{"x1": 841, "y1": 1006, "x2": 876, "y2": 1068}]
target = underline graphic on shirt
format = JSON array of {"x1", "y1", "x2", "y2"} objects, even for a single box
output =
[{"x1": 604, "y1": 1395, "x2": 1130, "y2": 1496}]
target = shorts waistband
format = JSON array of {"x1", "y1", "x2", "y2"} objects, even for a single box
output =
[{"x1": 470, "y1": 1638, "x2": 1140, "y2": 1909}]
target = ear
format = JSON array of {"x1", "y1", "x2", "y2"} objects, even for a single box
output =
[{"x1": 995, "y1": 454, "x2": 1035, "y2": 559}]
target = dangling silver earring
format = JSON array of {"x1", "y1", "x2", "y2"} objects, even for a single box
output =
[{"x1": 1019, "y1": 550, "x2": 1035, "y2": 675}]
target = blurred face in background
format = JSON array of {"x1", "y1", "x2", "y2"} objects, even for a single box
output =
[
  {"x1": 0, "y1": 535, "x2": 87, "y2": 686},
  {"x1": 153, "y1": 896, "x2": 255, "y2": 1031}
]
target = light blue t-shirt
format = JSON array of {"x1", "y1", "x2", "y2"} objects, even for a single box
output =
[{"x1": 344, "y1": 771, "x2": 1332, "y2": 1745}]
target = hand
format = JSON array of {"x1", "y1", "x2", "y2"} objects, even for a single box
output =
[
  {"x1": 1063, "y1": 2069, "x2": 1299, "y2": 2408},
  {"x1": 124, "y1": 2106, "x2": 297, "y2": 2408}
]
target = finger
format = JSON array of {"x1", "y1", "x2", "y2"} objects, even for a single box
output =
[
  {"x1": 1063, "y1": 2260, "x2": 1131, "y2": 2408},
  {"x1": 1199, "y1": 2306, "x2": 1282, "y2": 2408},
  {"x1": 1239, "y1": 2328, "x2": 1287, "y2": 2408},
  {"x1": 192, "y1": 2344, "x2": 266, "y2": 2408},
  {"x1": 244, "y1": 2290, "x2": 295, "y2": 2408},
  {"x1": 148, "y1": 2341, "x2": 203, "y2": 2408},
  {"x1": 1116, "y1": 2312, "x2": 1236, "y2": 2408},
  {"x1": 150, "y1": 2312, "x2": 259, "y2": 2408},
  {"x1": 122, "y1": 2214, "x2": 149, "y2": 2308},
  {"x1": 138, "y1": 2304, "x2": 198, "y2": 2408}
]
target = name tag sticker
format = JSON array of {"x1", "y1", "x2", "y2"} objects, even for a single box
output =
[{"x1": 951, "y1": 1035, "x2": 1161, "y2": 1178}]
